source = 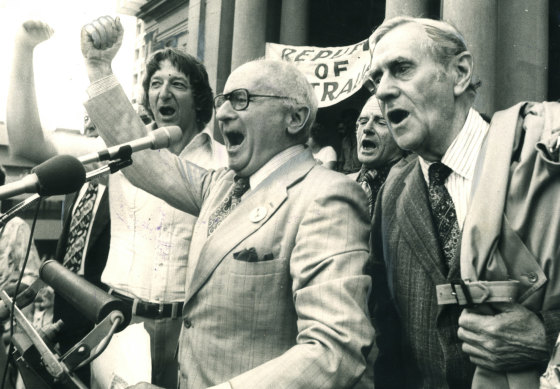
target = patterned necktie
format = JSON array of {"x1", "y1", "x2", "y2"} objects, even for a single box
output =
[
  {"x1": 207, "y1": 177, "x2": 250, "y2": 236},
  {"x1": 62, "y1": 182, "x2": 99, "y2": 272},
  {"x1": 356, "y1": 161, "x2": 398, "y2": 218},
  {"x1": 427, "y1": 163, "x2": 460, "y2": 268}
]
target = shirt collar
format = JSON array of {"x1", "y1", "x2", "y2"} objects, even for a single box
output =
[
  {"x1": 179, "y1": 126, "x2": 214, "y2": 157},
  {"x1": 146, "y1": 122, "x2": 215, "y2": 157},
  {"x1": 249, "y1": 145, "x2": 306, "y2": 190},
  {"x1": 419, "y1": 108, "x2": 489, "y2": 182}
]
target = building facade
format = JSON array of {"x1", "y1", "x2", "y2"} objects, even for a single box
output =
[{"x1": 118, "y1": 0, "x2": 559, "y2": 128}]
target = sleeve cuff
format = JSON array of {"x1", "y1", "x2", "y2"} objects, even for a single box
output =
[
  {"x1": 207, "y1": 382, "x2": 232, "y2": 389},
  {"x1": 86, "y1": 74, "x2": 120, "y2": 99},
  {"x1": 540, "y1": 310, "x2": 560, "y2": 354}
]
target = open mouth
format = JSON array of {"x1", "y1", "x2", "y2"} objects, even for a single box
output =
[
  {"x1": 361, "y1": 139, "x2": 377, "y2": 150},
  {"x1": 225, "y1": 131, "x2": 245, "y2": 147},
  {"x1": 387, "y1": 109, "x2": 409, "y2": 125},
  {"x1": 159, "y1": 106, "x2": 176, "y2": 116}
]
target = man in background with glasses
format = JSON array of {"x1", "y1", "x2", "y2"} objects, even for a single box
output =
[{"x1": 81, "y1": 16, "x2": 373, "y2": 389}]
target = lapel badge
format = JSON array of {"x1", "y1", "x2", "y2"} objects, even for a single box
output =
[{"x1": 249, "y1": 206, "x2": 267, "y2": 223}]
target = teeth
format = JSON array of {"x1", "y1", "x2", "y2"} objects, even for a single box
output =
[
  {"x1": 159, "y1": 106, "x2": 176, "y2": 115},
  {"x1": 362, "y1": 139, "x2": 377, "y2": 149},
  {"x1": 362, "y1": 139, "x2": 376, "y2": 149},
  {"x1": 388, "y1": 109, "x2": 409, "y2": 124}
]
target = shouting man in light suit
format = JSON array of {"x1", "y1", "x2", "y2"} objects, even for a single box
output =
[{"x1": 81, "y1": 16, "x2": 374, "y2": 389}]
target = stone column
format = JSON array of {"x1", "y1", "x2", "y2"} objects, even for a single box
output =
[
  {"x1": 185, "y1": 0, "x2": 203, "y2": 58},
  {"x1": 200, "y1": 0, "x2": 235, "y2": 143},
  {"x1": 443, "y1": 0, "x2": 498, "y2": 116},
  {"x1": 279, "y1": 0, "x2": 309, "y2": 45},
  {"x1": 231, "y1": 0, "x2": 267, "y2": 70},
  {"x1": 495, "y1": 0, "x2": 548, "y2": 110},
  {"x1": 385, "y1": 0, "x2": 433, "y2": 18}
]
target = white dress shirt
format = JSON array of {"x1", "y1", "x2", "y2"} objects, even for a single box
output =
[
  {"x1": 419, "y1": 108, "x2": 489, "y2": 228},
  {"x1": 87, "y1": 75, "x2": 227, "y2": 303}
]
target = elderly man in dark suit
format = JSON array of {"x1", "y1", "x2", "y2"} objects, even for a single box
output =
[
  {"x1": 367, "y1": 16, "x2": 560, "y2": 389},
  {"x1": 349, "y1": 95, "x2": 409, "y2": 217}
]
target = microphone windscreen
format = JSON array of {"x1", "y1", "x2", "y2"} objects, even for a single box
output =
[
  {"x1": 32, "y1": 155, "x2": 86, "y2": 196},
  {"x1": 151, "y1": 126, "x2": 183, "y2": 149}
]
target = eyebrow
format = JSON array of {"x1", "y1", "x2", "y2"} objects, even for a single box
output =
[
  {"x1": 371, "y1": 55, "x2": 412, "y2": 71},
  {"x1": 151, "y1": 74, "x2": 190, "y2": 82}
]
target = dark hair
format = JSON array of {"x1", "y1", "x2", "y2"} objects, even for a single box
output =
[
  {"x1": 310, "y1": 123, "x2": 330, "y2": 148},
  {"x1": 142, "y1": 48, "x2": 213, "y2": 131}
]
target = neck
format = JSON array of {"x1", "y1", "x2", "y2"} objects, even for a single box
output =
[
  {"x1": 422, "y1": 103, "x2": 471, "y2": 162},
  {"x1": 168, "y1": 125, "x2": 199, "y2": 155},
  {"x1": 365, "y1": 155, "x2": 402, "y2": 171}
]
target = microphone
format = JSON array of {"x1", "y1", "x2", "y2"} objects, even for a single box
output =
[
  {"x1": 0, "y1": 155, "x2": 86, "y2": 200},
  {"x1": 40, "y1": 260, "x2": 130, "y2": 332},
  {"x1": 78, "y1": 126, "x2": 183, "y2": 164}
]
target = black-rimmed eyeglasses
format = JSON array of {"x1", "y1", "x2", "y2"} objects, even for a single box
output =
[
  {"x1": 214, "y1": 88, "x2": 292, "y2": 111},
  {"x1": 362, "y1": 75, "x2": 379, "y2": 95}
]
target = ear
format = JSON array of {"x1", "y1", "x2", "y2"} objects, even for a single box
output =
[
  {"x1": 452, "y1": 51, "x2": 474, "y2": 96},
  {"x1": 286, "y1": 106, "x2": 311, "y2": 135}
]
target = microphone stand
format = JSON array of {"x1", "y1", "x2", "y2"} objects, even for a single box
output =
[
  {"x1": 0, "y1": 290, "x2": 123, "y2": 389},
  {"x1": 0, "y1": 148, "x2": 133, "y2": 388},
  {"x1": 0, "y1": 149, "x2": 132, "y2": 228}
]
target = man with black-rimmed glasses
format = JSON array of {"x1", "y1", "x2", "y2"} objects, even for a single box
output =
[{"x1": 82, "y1": 16, "x2": 374, "y2": 389}]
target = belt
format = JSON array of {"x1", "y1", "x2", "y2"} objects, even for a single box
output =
[
  {"x1": 436, "y1": 280, "x2": 519, "y2": 307},
  {"x1": 109, "y1": 290, "x2": 183, "y2": 319}
]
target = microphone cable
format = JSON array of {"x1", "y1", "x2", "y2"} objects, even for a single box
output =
[{"x1": 0, "y1": 198, "x2": 42, "y2": 389}]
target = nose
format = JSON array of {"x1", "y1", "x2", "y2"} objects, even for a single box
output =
[
  {"x1": 362, "y1": 118, "x2": 375, "y2": 134},
  {"x1": 375, "y1": 73, "x2": 399, "y2": 102},
  {"x1": 215, "y1": 100, "x2": 237, "y2": 122},
  {"x1": 160, "y1": 81, "x2": 172, "y2": 99}
]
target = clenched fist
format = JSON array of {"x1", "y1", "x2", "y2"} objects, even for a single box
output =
[
  {"x1": 16, "y1": 20, "x2": 54, "y2": 49},
  {"x1": 81, "y1": 15, "x2": 124, "y2": 82}
]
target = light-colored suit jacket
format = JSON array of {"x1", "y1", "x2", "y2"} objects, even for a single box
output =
[
  {"x1": 85, "y1": 84, "x2": 374, "y2": 389},
  {"x1": 461, "y1": 102, "x2": 560, "y2": 389}
]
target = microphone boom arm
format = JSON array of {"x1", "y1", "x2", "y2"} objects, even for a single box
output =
[{"x1": 0, "y1": 153, "x2": 133, "y2": 228}]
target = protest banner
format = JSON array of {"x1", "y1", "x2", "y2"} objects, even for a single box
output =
[{"x1": 265, "y1": 36, "x2": 374, "y2": 107}]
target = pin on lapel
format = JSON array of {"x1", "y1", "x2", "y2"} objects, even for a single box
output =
[{"x1": 249, "y1": 206, "x2": 267, "y2": 223}]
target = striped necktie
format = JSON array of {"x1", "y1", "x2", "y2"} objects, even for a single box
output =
[{"x1": 62, "y1": 183, "x2": 99, "y2": 272}]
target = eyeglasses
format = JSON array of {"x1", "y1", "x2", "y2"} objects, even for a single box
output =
[
  {"x1": 214, "y1": 88, "x2": 292, "y2": 111},
  {"x1": 362, "y1": 74, "x2": 379, "y2": 95}
]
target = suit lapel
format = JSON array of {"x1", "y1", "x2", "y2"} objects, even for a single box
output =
[
  {"x1": 460, "y1": 103, "x2": 523, "y2": 281},
  {"x1": 398, "y1": 162, "x2": 448, "y2": 284},
  {"x1": 184, "y1": 150, "x2": 316, "y2": 303},
  {"x1": 85, "y1": 188, "x2": 110, "y2": 258},
  {"x1": 55, "y1": 192, "x2": 78, "y2": 263}
]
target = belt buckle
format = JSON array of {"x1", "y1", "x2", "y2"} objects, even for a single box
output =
[
  {"x1": 449, "y1": 279, "x2": 475, "y2": 308},
  {"x1": 158, "y1": 303, "x2": 164, "y2": 317},
  {"x1": 132, "y1": 299, "x2": 139, "y2": 316}
]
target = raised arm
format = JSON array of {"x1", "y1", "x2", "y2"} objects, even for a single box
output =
[
  {"x1": 7, "y1": 21, "x2": 103, "y2": 163},
  {"x1": 81, "y1": 16, "x2": 209, "y2": 215},
  {"x1": 6, "y1": 21, "x2": 58, "y2": 163}
]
